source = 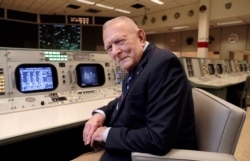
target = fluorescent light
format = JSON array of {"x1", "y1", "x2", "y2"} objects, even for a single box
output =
[
  {"x1": 114, "y1": 8, "x2": 131, "y2": 14},
  {"x1": 217, "y1": 20, "x2": 244, "y2": 26},
  {"x1": 96, "y1": 3, "x2": 114, "y2": 10},
  {"x1": 76, "y1": 0, "x2": 131, "y2": 14},
  {"x1": 172, "y1": 26, "x2": 190, "y2": 30},
  {"x1": 151, "y1": 0, "x2": 164, "y2": 5},
  {"x1": 76, "y1": 0, "x2": 95, "y2": 5}
]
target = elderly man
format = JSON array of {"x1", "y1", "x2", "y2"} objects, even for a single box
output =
[{"x1": 72, "y1": 16, "x2": 196, "y2": 161}]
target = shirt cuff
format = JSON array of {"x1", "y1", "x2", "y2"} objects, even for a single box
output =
[
  {"x1": 93, "y1": 109, "x2": 106, "y2": 119},
  {"x1": 103, "y1": 127, "x2": 111, "y2": 142}
]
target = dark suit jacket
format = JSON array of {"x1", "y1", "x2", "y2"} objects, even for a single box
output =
[{"x1": 98, "y1": 43, "x2": 196, "y2": 161}]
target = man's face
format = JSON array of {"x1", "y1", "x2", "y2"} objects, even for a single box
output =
[{"x1": 103, "y1": 22, "x2": 145, "y2": 72}]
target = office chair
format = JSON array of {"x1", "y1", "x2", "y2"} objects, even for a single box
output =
[
  {"x1": 240, "y1": 75, "x2": 250, "y2": 111},
  {"x1": 132, "y1": 88, "x2": 246, "y2": 161}
]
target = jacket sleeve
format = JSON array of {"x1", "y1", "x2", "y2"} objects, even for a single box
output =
[{"x1": 98, "y1": 98, "x2": 119, "y2": 126}]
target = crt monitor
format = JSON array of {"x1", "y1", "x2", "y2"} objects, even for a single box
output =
[
  {"x1": 243, "y1": 64, "x2": 247, "y2": 71},
  {"x1": 15, "y1": 64, "x2": 58, "y2": 93},
  {"x1": 76, "y1": 64, "x2": 105, "y2": 88},
  {"x1": 207, "y1": 64, "x2": 215, "y2": 75},
  {"x1": 239, "y1": 64, "x2": 243, "y2": 71},
  {"x1": 216, "y1": 64, "x2": 223, "y2": 74}
]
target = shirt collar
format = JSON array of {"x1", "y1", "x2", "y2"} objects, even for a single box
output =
[{"x1": 143, "y1": 41, "x2": 149, "y2": 51}]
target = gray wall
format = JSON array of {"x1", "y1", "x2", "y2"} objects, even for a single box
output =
[{"x1": 147, "y1": 24, "x2": 250, "y2": 59}]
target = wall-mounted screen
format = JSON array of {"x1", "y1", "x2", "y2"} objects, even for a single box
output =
[
  {"x1": 0, "y1": 19, "x2": 38, "y2": 48},
  {"x1": 15, "y1": 64, "x2": 58, "y2": 93},
  {"x1": 76, "y1": 64, "x2": 105, "y2": 88},
  {"x1": 208, "y1": 64, "x2": 215, "y2": 74},
  {"x1": 39, "y1": 24, "x2": 80, "y2": 50}
]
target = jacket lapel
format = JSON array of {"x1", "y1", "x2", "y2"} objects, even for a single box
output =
[{"x1": 110, "y1": 44, "x2": 155, "y2": 124}]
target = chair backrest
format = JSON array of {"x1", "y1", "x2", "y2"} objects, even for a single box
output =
[{"x1": 192, "y1": 88, "x2": 246, "y2": 154}]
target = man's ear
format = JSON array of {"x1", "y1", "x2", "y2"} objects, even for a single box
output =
[{"x1": 137, "y1": 29, "x2": 146, "y2": 44}]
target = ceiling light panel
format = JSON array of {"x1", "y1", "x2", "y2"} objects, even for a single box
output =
[
  {"x1": 95, "y1": 3, "x2": 114, "y2": 10},
  {"x1": 172, "y1": 26, "x2": 190, "y2": 30},
  {"x1": 115, "y1": 8, "x2": 131, "y2": 14},
  {"x1": 217, "y1": 20, "x2": 244, "y2": 26},
  {"x1": 76, "y1": 0, "x2": 95, "y2": 5},
  {"x1": 151, "y1": 0, "x2": 164, "y2": 5}
]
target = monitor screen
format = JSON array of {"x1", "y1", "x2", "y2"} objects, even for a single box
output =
[
  {"x1": 239, "y1": 64, "x2": 243, "y2": 71},
  {"x1": 76, "y1": 64, "x2": 105, "y2": 88},
  {"x1": 243, "y1": 64, "x2": 248, "y2": 71},
  {"x1": 216, "y1": 64, "x2": 223, "y2": 74},
  {"x1": 208, "y1": 64, "x2": 215, "y2": 74},
  {"x1": 15, "y1": 64, "x2": 58, "y2": 93},
  {"x1": 39, "y1": 24, "x2": 81, "y2": 50}
]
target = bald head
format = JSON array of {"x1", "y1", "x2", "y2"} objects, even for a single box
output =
[{"x1": 103, "y1": 16, "x2": 139, "y2": 32}]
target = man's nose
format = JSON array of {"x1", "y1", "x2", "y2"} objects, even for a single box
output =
[{"x1": 110, "y1": 45, "x2": 121, "y2": 56}]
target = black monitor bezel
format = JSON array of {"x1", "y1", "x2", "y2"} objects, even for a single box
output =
[
  {"x1": 15, "y1": 63, "x2": 58, "y2": 93},
  {"x1": 76, "y1": 63, "x2": 105, "y2": 88}
]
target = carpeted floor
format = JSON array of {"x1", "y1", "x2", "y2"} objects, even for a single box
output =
[{"x1": 235, "y1": 107, "x2": 250, "y2": 161}]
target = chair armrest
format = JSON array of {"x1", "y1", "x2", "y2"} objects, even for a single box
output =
[{"x1": 132, "y1": 149, "x2": 237, "y2": 161}]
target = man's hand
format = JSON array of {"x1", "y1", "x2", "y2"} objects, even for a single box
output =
[
  {"x1": 91, "y1": 126, "x2": 107, "y2": 150},
  {"x1": 83, "y1": 113, "x2": 105, "y2": 145}
]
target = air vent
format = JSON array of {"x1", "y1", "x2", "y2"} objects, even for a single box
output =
[
  {"x1": 85, "y1": 8, "x2": 100, "y2": 13},
  {"x1": 67, "y1": 4, "x2": 81, "y2": 9},
  {"x1": 131, "y1": 3, "x2": 145, "y2": 9}
]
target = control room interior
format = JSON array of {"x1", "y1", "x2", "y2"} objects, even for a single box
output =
[{"x1": 0, "y1": 0, "x2": 250, "y2": 161}]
